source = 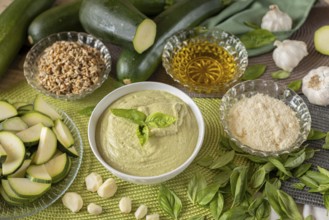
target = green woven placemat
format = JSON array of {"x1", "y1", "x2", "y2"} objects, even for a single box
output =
[{"x1": 0, "y1": 77, "x2": 235, "y2": 220}]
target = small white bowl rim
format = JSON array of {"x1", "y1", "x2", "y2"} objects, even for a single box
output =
[{"x1": 88, "y1": 82, "x2": 205, "y2": 184}]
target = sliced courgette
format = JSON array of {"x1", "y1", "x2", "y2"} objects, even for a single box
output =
[
  {"x1": 33, "y1": 96, "x2": 62, "y2": 120},
  {"x1": 0, "y1": 101, "x2": 17, "y2": 121},
  {"x1": 66, "y1": 146, "x2": 79, "y2": 158},
  {"x1": 0, "y1": 144, "x2": 7, "y2": 164},
  {"x1": 53, "y1": 119, "x2": 74, "y2": 148},
  {"x1": 0, "y1": 131, "x2": 25, "y2": 176},
  {"x1": 1, "y1": 179, "x2": 35, "y2": 203},
  {"x1": 21, "y1": 111, "x2": 54, "y2": 127},
  {"x1": 0, "y1": 186, "x2": 25, "y2": 206},
  {"x1": 17, "y1": 104, "x2": 34, "y2": 115},
  {"x1": 7, "y1": 177, "x2": 51, "y2": 198},
  {"x1": 0, "y1": 117, "x2": 28, "y2": 132},
  {"x1": 44, "y1": 153, "x2": 70, "y2": 183},
  {"x1": 26, "y1": 164, "x2": 52, "y2": 184},
  {"x1": 16, "y1": 123, "x2": 44, "y2": 147},
  {"x1": 32, "y1": 127, "x2": 57, "y2": 165},
  {"x1": 8, "y1": 159, "x2": 32, "y2": 178},
  {"x1": 12, "y1": 102, "x2": 30, "y2": 109}
]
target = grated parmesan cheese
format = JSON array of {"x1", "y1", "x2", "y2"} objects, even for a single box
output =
[{"x1": 227, "y1": 93, "x2": 300, "y2": 152}]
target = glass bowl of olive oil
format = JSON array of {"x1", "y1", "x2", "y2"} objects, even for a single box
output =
[{"x1": 162, "y1": 27, "x2": 248, "y2": 94}]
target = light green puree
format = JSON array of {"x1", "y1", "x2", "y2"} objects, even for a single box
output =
[{"x1": 96, "y1": 90, "x2": 199, "y2": 177}]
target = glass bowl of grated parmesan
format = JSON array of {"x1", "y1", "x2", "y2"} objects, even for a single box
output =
[
  {"x1": 219, "y1": 79, "x2": 311, "y2": 157},
  {"x1": 24, "y1": 32, "x2": 112, "y2": 100}
]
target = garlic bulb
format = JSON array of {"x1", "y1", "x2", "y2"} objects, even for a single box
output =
[
  {"x1": 272, "y1": 40, "x2": 308, "y2": 72},
  {"x1": 302, "y1": 66, "x2": 329, "y2": 106},
  {"x1": 261, "y1": 5, "x2": 293, "y2": 32}
]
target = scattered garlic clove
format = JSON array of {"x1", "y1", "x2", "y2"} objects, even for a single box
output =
[
  {"x1": 135, "y1": 204, "x2": 148, "y2": 219},
  {"x1": 302, "y1": 66, "x2": 329, "y2": 106},
  {"x1": 97, "y1": 178, "x2": 117, "y2": 198},
  {"x1": 62, "y1": 192, "x2": 83, "y2": 213},
  {"x1": 119, "y1": 197, "x2": 132, "y2": 213},
  {"x1": 87, "y1": 203, "x2": 103, "y2": 215},
  {"x1": 261, "y1": 4, "x2": 292, "y2": 32},
  {"x1": 146, "y1": 213, "x2": 160, "y2": 220},
  {"x1": 272, "y1": 40, "x2": 308, "y2": 72},
  {"x1": 85, "y1": 172, "x2": 103, "y2": 192}
]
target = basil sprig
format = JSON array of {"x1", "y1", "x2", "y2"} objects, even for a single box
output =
[
  {"x1": 111, "y1": 108, "x2": 176, "y2": 146},
  {"x1": 158, "y1": 185, "x2": 182, "y2": 220}
]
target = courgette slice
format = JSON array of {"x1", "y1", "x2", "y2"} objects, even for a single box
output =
[
  {"x1": 1, "y1": 179, "x2": 35, "y2": 203},
  {"x1": 33, "y1": 96, "x2": 62, "y2": 120},
  {"x1": 33, "y1": 127, "x2": 57, "y2": 165},
  {"x1": 17, "y1": 104, "x2": 34, "y2": 115},
  {"x1": 8, "y1": 159, "x2": 32, "y2": 178},
  {"x1": 0, "y1": 117, "x2": 28, "y2": 132},
  {"x1": 44, "y1": 153, "x2": 70, "y2": 183},
  {"x1": 21, "y1": 111, "x2": 54, "y2": 127},
  {"x1": 12, "y1": 102, "x2": 30, "y2": 109},
  {"x1": 66, "y1": 146, "x2": 79, "y2": 158},
  {"x1": 53, "y1": 119, "x2": 74, "y2": 148},
  {"x1": 0, "y1": 186, "x2": 26, "y2": 206},
  {"x1": 7, "y1": 177, "x2": 51, "y2": 198},
  {"x1": 0, "y1": 144, "x2": 7, "y2": 163},
  {"x1": 26, "y1": 164, "x2": 52, "y2": 183},
  {"x1": 0, "y1": 101, "x2": 17, "y2": 121},
  {"x1": 0, "y1": 131, "x2": 25, "y2": 176},
  {"x1": 16, "y1": 123, "x2": 44, "y2": 147}
]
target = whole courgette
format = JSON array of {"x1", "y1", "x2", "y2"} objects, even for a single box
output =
[
  {"x1": 0, "y1": 0, "x2": 55, "y2": 78},
  {"x1": 129, "y1": 0, "x2": 175, "y2": 16},
  {"x1": 28, "y1": 0, "x2": 83, "y2": 45},
  {"x1": 79, "y1": 0, "x2": 157, "y2": 54},
  {"x1": 116, "y1": 0, "x2": 229, "y2": 84}
]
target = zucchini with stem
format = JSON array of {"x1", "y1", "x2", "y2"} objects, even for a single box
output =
[
  {"x1": 79, "y1": 0, "x2": 157, "y2": 54},
  {"x1": 116, "y1": 0, "x2": 230, "y2": 84}
]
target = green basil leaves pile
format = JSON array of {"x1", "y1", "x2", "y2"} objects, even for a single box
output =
[{"x1": 111, "y1": 108, "x2": 176, "y2": 146}]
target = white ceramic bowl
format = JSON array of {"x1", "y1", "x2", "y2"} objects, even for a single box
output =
[{"x1": 88, "y1": 82, "x2": 205, "y2": 184}]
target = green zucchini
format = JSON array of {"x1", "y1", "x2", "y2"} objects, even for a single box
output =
[
  {"x1": 53, "y1": 119, "x2": 74, "y2": 149},
  {"x1": 28, "y1": 0, "x2": 83, "y2": 45},
  {"x1": 0, "y1": 117, "x2": 28, "y2": 132},
  {"x1": 33, "y1": 96, "x2": 62, "y2": 120},
  {"x1": 129, "y1": 0, "x2": 175, "y2": 16},
  {"x1": 0, "y1": 144, "x2": 7, "y2": 164},
  {"x1": 0, "y1": 101, "x2": 17, "y2": 121},
  {"x1": 116, "y1": 0, "x2": 229, "y2": 84},
  {"x1": 44, "y1": 153, "x2": 70, "y2": 183},
  {"x1": 16, "y1": 123, "x2": 44, "y2": 147},
  {"x1": 7, "y1": 177, "x2": 51, "y2": 198},
  {"x1": 32, "y1": 127, "x2": 57, "y2": 165},
  {"x1": 0, "y1": 0, "x2": 55, "y2": 77},
  {"x1": 21, "y1": 111, "x2": 54, "y2": 127},
  {"x1": 79, "y1": 0, "x2": 157, "y2": 54},
  {"x1": 26, "y1": 164, "x2": 52, "y2": 183}
]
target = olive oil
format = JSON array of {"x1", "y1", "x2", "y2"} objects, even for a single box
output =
[{"x1": 171, "y1": 40, "x2": 237, "y2": 92}]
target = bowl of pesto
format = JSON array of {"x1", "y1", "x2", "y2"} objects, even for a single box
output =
[{"x1": 88, "y1": 82, "x2": 205, "y2": 184}]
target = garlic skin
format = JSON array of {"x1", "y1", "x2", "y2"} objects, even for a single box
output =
[
  {"x1": 261, "y1": 5, "x2": 293, "y2": 32},
  {"x1": 302, "y1": 66, "x2": 329, "y2": 106},
  {"x1": 272, "y1": 40, "x2": 308, "y2": 72}
]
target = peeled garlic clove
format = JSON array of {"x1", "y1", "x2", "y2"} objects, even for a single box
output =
[
  {"x1": 119, "y1": 197, "x2": 132, "y2": 213},
  {"x1": 62, "y1": 192, "x2": 83, "y2": 213},
  {"x1": 87, "y1": 203, "x2": 103, "y2": 215},
  {"x1": 261, "y1": 4, "x2": 292, "y2": 32},
  {"x1": 85, "y1": 172, "x2": 103, "y2": 192},
  {"x1": 302, "y1": 66, "x2": 329, "y2": 106},
  {"x1": 97, "y1": 178, "x2": 117, "y2": 198},
  {"x1": 135, "y1": 204, "x2": 148, "y2": 219},
  {"x1": 272, "y1": 40, "x2": 308, "y2": 72}
]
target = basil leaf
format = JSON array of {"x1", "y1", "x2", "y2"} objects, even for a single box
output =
[
  {"x1": 210, "y1": 192, "x2": 224, "y2": 220},
  {"x1": 262, "y1": 162, "x2": 276, "y2": 173},
  {"x1": 248, "y1": 195, "x2": 264, "y2": 216},
  {"x1": 219, "y1": 206, "x2": 248, "y2": 220},
  {"x1": 187, "y1": 173, "x2": 207, "y2": 204},
  {"x1": 308, "y1": 183, "x2": 329, "y2": 193},
  {"x1": 230, "y1": 166, "x2": 248, "y2": 207},
  {"x1": 136, "y1": 125, "x2": 149, "y2": 146},
  {"x1": 265, "y1": 182, "x2": 289, "y2": 219},
  {"x1": 287, "y1": 79, "x2": 302, "y2": 92},
  {"x1": 293, "y1": 163, "x2": 312, "y2": 178},
  {"x1": 305, "y1": 170, "x2": 329, "y2": 184},
  {"x1": 317, "y1": 166, "x2": 329, "y2": 178},
  {"x1": 241, "y1": 64, "x2": 266, "y2": 81},
  {"x1": 243, "y1": 21, "x2": 260, "y2": 29},
  {"x1": 323, "y1": 193, "x2": 329, "y2": 211},
  {"x1": 277, "y1": 190, "x2": 303, "y2": 220},
  {"x1": 220, "y1": 137, "x2": 245, "y2": 153},
  {"x1": 271, "y1": 70, "x2": 291, "y2": 79},
  {"x1": 213, "y1": 168, "x2": 232, "y2": 188},
  {"x1": 249, "y1": 167, "x2": 266, "y2": 189},
  {"x1": 299, "y1": 175, "x2": 319, "y2": 189},
  {"x1": 322, "y1": 143, "x2": 329, "y2": 149},
  {"x1": 268, "y1": 157, "x2": 292, "y2": 177},
  {"x1": 111, "y1": 108, "x2": 146, "y2": 125},
  {"x1": 291, "y1": 182, "x2": 305, "y2": 190},
  {"x1": 158, "y1": 185, "x2": 182, "y2": 220},
  {"x1": 78, "y1": 105, "x2": 95, "y2": 116},
  {"x1": 197, "y1": 183, "x2": 221, "y2": 206},
  {"x1": 145, "y1": 112, "x2": 176, "y2": 128},
  {"x1": 239, "y1": 29, "x2": 276, "y2": 49},
  {"x1": 284, "y1": 152, "x2": 306, "y2": 169},
  {"x1": 307, "y1": 128, "x2": 327, "y2": 140},
  {"x1": 237, "y1": 154, "x2": 268, "y2": 163},
  {"x1": 209, "y1": 150, "x2": 235, "y2": 169},
  {"x1": 305, "y1": 215, "x2": 314, "y2": 220},
  {"x1": 305, "y1": 148, "x2": 318, "y2": 160},
  {"x1": 196, "y1": 155, "x2": 214, "y2": 167}
]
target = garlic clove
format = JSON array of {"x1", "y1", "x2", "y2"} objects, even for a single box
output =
[{"x1": 261, "y1": 4, "x2": 293, "y2": 32}]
